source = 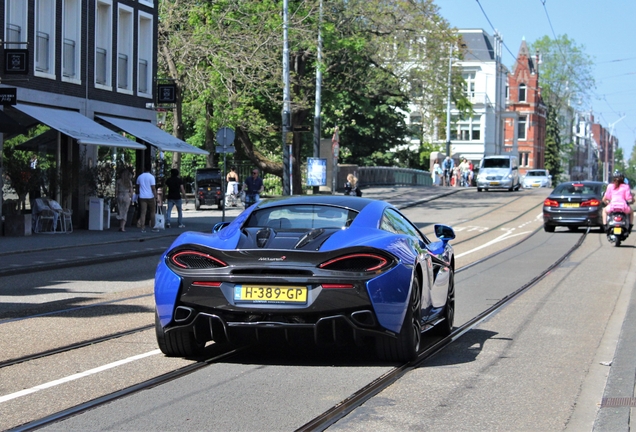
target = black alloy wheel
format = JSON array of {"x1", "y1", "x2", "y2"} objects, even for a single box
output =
[
  {"x1": 155, "y1": 312, "x2": 206, "y2": 357},
  {"x1": 375, "y1": 276, "x2": 422, "y2": 362}
]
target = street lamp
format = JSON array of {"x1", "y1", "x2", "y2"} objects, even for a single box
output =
[{"x1": 445, "y1": 44, "x2": 452, "y2": 158}]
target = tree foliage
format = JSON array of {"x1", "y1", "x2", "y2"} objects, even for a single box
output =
[
  {"x1": 157, "y1": 0, "x2": 461, "y2": 191},
  {"x1": 544, "y1": 104, "x2": 561, "y2": 181}
]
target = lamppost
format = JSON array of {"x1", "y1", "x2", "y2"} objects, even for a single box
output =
[
  {"x1": 445, "y1": 44, "x2": 452, "y2": 158},
  {"x1": 282, "y1": 0, "x2": 291, "y2": 195},
  {"x1": 606, "y1": 115, "x2": 626, "y2": 182}
]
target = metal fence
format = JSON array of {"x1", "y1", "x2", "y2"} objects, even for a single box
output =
[{"x1": 356, "y1": 166, "x2": 433, "y2": 187}]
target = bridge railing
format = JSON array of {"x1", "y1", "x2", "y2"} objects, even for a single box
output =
[{"x1": 353, "y1": 166, "x2": 433, "y2": 188}]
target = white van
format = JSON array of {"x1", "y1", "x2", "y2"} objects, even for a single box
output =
[{"x1": 476, "y1": 155, "x2": 520, "y2": 192}]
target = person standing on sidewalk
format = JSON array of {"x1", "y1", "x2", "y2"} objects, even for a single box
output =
[
  {"x1": 165, "y1": 168, "x2": 187, "y2": 228},
  {"x1": 115, "y1": 167, "x2": 133, "y2": 232},
  {"x1": 136, "y1": 164, "x2": 159, "y2": 233}
]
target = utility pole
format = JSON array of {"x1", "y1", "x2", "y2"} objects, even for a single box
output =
[
  {"x1": 282, "y1": 0, "x2": 291, "y2": 195},
  {"x1": 445, "y1": 44, "x2": 452, "y2": 158},
  {"x1": 312, "y1": 0, "x2": 323, "y2": 195}
]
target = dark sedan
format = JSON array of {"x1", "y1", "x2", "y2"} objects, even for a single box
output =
[{"x1": 543, "y1": 181, "x2": 606, "y2": 232}]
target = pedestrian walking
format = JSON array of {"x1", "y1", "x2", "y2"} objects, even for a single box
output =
[
  {"x1": 136, "y1": 164, "x2": 158, "y2": 233},
  {"x1": 165, "y1": 168, "x2": 187, "y2": 228},
  {"x1": 115, "y1": 167, "x2": 133, "y2": 232}
]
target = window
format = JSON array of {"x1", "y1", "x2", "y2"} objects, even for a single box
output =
[
  {"x1": 517, "y1": 115, "x2": 527, "y2": 140},
  {"x1": 35, "y1": 0, "x2": 56, "y2": 77},
  {"x1": 381, "y1": 209, "x2": 428, "y2": 244},
  {"x1": 451, "y1": 115, "x2": 481, "y2": 141},
  {"x1": 5, "y1": 0, "x2": 28, "y2": 47},
  {"x1": 520, "y1": 152, "x2": 530, "y2": 167},
  {"x1": 62, "y1": 0, "x2": 81, "y2": 82},
  {"x1": 95, "y1": 0, "x2": 112, "y2": 88},
  {"x1": 518, "y1": 83, "x2": 526, "y2": 102},
  {"x1": 463, "y1": 73, "x2": 476, "y2": 99},
  {"x1": 117, "y1": 4, "x2": 134, "y2": 93},
  {"x1": 137, "y1": 12, "x2": 153, "y2": 97}
]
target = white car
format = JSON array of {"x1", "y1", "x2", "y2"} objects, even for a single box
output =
[{"x1": 522, "y1": 169, "x2": 552, "y2": 188}]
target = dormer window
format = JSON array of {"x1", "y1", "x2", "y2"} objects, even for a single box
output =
[{"x1": 519, "y1": 83, "x2": 527, "y2": 102}]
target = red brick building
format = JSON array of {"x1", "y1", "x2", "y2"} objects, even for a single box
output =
[{"x1": 503, "y1": 40, "x2": 547, "y2": 175}]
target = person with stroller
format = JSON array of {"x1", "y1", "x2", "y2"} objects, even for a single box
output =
[{"x1": 225, "y1": 166, "x2": 241, "y2": 207}]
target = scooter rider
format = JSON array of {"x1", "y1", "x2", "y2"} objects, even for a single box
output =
[{"x1": 603, "y1": 171, "x2": 634, "y2": 233}]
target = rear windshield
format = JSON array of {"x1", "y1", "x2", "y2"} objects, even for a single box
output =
[
  {"x1": 553, "y1": 183, "x2": 602, "y2": 196},
  {"x1": 482, "y1": 158, "x2": 510, "y2": 168},
  {"x1": 196, "y1": 170, "x2": 221, "y2": 183},
  {"x1": 527, "y1": 170, "x2": 547, "y2": 177},
  {"x1": 245, "y1": 205, "x2": 358, "y2": 230}
]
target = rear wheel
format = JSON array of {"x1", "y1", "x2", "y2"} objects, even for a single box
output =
[
  {"x1": 155, "y1": 313, "x2": 206, "y2": 357},
  {"x1": 376, "y1": 276, "x2": 421, "y2": 362},
  {"x1": 195, "y1": 199, "x2": 201, "y2": 211},
  {"x1": 477, "y1": 187, "x2": 482, "y2": 192},
  {"x1": 615, "y1": 239, "x2": 622, "y2": 247},
  {"x1": 544, "y1": 224, "x2": 555, "y2": 233},
  {"x1": 568, "y1": 226, "x2": 579, "y2": 232}
]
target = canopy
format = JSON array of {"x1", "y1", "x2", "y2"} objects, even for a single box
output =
[
  {"x1": 13, "y1": 104, "x2": 145, "y2": 150},
  {"x1": 97, "y1": 115, "x2": 209, "y2": 155}
]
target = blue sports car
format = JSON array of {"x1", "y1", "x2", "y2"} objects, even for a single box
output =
[{"x1": 154, "y1": 195, "x2": 456, "y2": 362}]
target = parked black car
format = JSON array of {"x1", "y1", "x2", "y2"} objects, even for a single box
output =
[
  {"x1": 194, "y1": 168, "x2": 224, "y2": 210},
  {"x1": 543, "y1": 181, "x2": 606, "y2": 232}
]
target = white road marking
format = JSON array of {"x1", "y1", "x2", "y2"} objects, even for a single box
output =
[
  {"x1": 0, "y1": 349, "x2": 161, "y2": 404},
  {"x1": 456, "y1": 229, "x2": 531, "y2": 258}
]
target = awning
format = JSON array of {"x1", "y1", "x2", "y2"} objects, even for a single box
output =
[
  {"x1": 97, "y1": 115, "x2": 209, "y2": 155},
  {"x1": 13, "y1": 104, "x2": 146, "y2": 150}
]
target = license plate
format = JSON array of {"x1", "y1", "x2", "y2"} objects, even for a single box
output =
[
  {"x1": 614, "y1": 227, "x2": 622, "y2": 235},
  {"x1": 532, "y1": 184, "x2": 540, "y2": 188},
  {"x1": 561, "y1": 203, "x2": 580, "y2": 208},
  {"x1": 234, "y1": 285, "x2": 308, "y2": 304},
  {"x1": 489, "y1": 182, "x2": 500, "y2": 186}
]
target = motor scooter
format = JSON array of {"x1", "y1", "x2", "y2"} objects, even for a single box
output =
[{"x1": 606, "y1": 211, "x2": 629, "y2": 247}]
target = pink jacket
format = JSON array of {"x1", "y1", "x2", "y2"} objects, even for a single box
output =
[{"x1": 604, "y1": 183, "x2": 633, "y2": 213}]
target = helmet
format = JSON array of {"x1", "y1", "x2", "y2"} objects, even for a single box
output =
[{"x1": 613, "y1": 171, "x2": 625, "y2": 182}]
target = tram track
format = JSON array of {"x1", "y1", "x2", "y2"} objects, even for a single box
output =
[
  {"x1": 5, "y1": 227, "x2": 588, "y2": 431},
  {"x1": 0, "y1": 193, "x2": 547, "y2": 372}
]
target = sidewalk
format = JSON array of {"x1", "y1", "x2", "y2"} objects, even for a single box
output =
[{"x1": 0, "y1": 185, "x2": 458, "y2": 256}]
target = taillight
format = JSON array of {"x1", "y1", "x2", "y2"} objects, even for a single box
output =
[
  {"x1": 321, "y1": 283, "x2": 354, "y2": 289},
  {"x1": 614, "y1": 215, "x2": 624, "y2": 222},
  {"x1": 192, "y1": 281, "x2": 222, "y2": 287},
  {"x1": 169, "y1": 250, "x2": 227, "y2": 269},
  {"x1": 581, "y1": 199, "x2": 600, "y2": 207},
  {"x1": 544, "y1": 198, "x2": 559, "y2": 207},
  {"x1": 319, "y1": 253, "x2": 391, "y2": 272}
]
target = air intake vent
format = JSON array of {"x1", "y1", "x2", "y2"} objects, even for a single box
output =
[
  {"x1": 256, "y1": 229, "x2": 271, "y2": 248},
  {"x1": 169, "y1": 250, "x2": 227, "y2": 269},
  {"x1": 319, "y1": 253, "x2": 391, "y2": 272}
]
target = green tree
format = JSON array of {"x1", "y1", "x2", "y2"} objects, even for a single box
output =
[
  {"x1": 544, "y1": 104, "x2": 562, "y2": 181},
  {"x1": 531, "y1": 35, "x2": 595, "y2": 177}
]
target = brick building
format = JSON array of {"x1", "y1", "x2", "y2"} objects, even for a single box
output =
[{"x1": 503, "y1": 39, "x2": 547, "y2": 175}]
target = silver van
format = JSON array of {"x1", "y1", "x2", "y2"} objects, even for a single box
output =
[{"x1": 476, "y1": 155, "x2": 520, "y2": 192}]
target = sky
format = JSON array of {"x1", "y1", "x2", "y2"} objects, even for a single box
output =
[{"x1": 437, "y1": 0, "x2": 636, "y2": 156}]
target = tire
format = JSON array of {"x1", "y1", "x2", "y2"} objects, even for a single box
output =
[
  {"x1": 568, "y1": 226, "x2": 579, "y2": 232},
  {"x1": 155, "y1": 313, "x2": 206, "y2": 357},
  {"x1": 599, "y1": 225, "x2": 606, "y2": 233},
  {"x1": 376, "y1": 276, "x2": 422, "y2": 362},
  {"x1": 477, "y1": 187, "x2": 482, "y2": 192},
  {"x1": 195, "y1": 199, "x2": 201, "y2": 211},
  {"x1": 615, "y1": 239, "x2": 622, "y2": 247},
  {"x1": 431, "y1": 268, "x2": 455, "y2": 337},
  {"x1": 544, "y1": 224, "x2": 555, "y2": 233}
]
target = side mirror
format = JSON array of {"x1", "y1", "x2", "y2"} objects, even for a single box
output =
[
  {"x1": 434, "y1": 224, "x2": 456, "y2": 241},
  {"x1": 212, "y1": 221, "x2": 230, "y2": 233}
]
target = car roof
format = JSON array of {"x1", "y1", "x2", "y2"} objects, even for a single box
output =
[{"x1": 252, "y1": 195, "x2": 378, "y2": 212}]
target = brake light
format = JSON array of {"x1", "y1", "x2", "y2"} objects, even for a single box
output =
[
  {"x1": 319, "y1": 253, "x2": 391, "y2": 272},
  {"x1": 192, "y1": 281, "x2": 222, "y2": 287},
  {"x1": 169, "y1": 250, "x2": 227, "y2": 269},
  {"x1": 614, "y1": 215, "x2": 624, "y2": 222},
  {"x1": 581, "y1": 199, "x2": 600, "y2": 207},
  {"x1": 321, "y1": 283, "x2": 354, "y2": 289},
  {"x1": 544, "y1": 198, "x2": 559, "y2": 207},
  {"x1": 572, "y1": 183, "x2": 584, "y2": 187}
]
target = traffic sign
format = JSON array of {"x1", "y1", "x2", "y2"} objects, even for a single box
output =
[{"x1": 216, "y1": 127, "x2": 235, "y2": 146}]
